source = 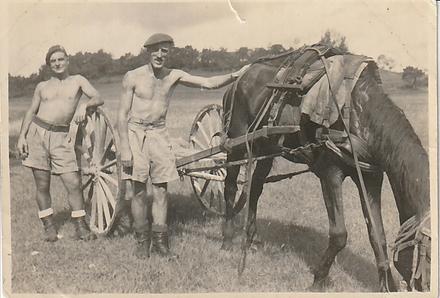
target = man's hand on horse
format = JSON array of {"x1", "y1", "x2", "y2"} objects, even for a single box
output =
[
  {"x1": 16, "y1": 136, "x2": 28, "y2": 159},
  {"x1": 233, "y1": 64, "x2": 251, "y2": 78}
]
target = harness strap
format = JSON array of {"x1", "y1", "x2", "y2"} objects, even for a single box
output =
[{"x1": 319, "y1": 53, "x2": 392, "y2": 291}]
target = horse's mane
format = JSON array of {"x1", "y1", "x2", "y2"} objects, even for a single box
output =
[{"x1": 353, "y1": 69, "x2": 430, "y2": 222}]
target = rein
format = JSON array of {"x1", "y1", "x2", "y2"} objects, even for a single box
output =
[{"x1": 316, "y1": 52, "x2": 394, "y2": 291}]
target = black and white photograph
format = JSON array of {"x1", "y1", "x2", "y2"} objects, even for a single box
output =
[{"x1": 2, "y1": 0, "x2": 437, "y2": 296}]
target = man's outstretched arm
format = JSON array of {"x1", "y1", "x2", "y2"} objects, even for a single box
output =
[{"x1": 177, "y1": 64, "x2": 250, "y2": 90}]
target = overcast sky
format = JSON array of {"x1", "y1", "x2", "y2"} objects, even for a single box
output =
[{"x1": 8, "y1": 0, "x2": 435, "y2": 76}]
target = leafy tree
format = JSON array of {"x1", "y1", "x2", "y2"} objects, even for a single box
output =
[
  {"x1": 402, "y1": 66, "x2": 427, "y2": 89},
  {"x1": 236, "y1": 47, "x2": 250, "y2": 64},
  {"x1": 377, "y1": 54, "x2": 396, "y2": 71},
  {"x1": 319, "y1": 30, "x2": 349, "y2": 53},
  {"x1": 268, "y1": 44, "x2": 285, "y2": 55}
]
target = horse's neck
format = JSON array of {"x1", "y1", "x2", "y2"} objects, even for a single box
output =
[{"x1": 355, "y1": 82, "x2": 430, "y2": 223}]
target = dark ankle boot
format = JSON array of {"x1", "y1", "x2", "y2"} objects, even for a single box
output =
[
  {"x1": 134, "y1": 231, "x2": 151, "y2": 259},
  {"x1": 151, "y1": 225, "x2": 178, "y2": 259},
  {"x1": 41, "y1": 215, "x2": 58, "y2": 242},
  {"x1": 73, "y1": 216, "x2": 97, "y2": 241}
]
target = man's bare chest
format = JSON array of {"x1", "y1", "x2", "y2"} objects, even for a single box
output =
[
  {"x1": 133, "y1": 75, "x2": 176, "y2": 100},
  {"x1": 40, "y1": 80, "x2": 82, "y2": 102}
]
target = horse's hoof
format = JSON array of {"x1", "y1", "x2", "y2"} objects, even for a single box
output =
[{"x1": 308, "y1": 276, "x2": 332, "y2": 292}]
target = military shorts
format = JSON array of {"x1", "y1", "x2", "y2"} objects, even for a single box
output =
[
  {"x1": 22, "y1": 118, "x2": 78, "y2": 174},
  {"x1": 121, "y1": 120, "x2": 179, "y2": 184}
]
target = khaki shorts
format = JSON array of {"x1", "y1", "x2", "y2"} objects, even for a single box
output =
[
  {"x1": 122, "y1": 122, "x2": 179, "y2": 184},
  {"x1": 22, "y1": 121, "x2": 78, "y2": 174}
]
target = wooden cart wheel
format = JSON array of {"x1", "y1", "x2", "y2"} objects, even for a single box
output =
[
  {"x1": 188, "y1": 104, "x2": 246, "y2": 216},
  {"x1": 75, "y1": 108, "x2": 123, "y2": 235}
]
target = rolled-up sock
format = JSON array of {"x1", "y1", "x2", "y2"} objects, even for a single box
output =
[
  {"x1": 71, "y1": 210, "x2": 86, "y2": 218},
  {"x1": 38, "y1": 208, "x2": 54, "y2": 219}
]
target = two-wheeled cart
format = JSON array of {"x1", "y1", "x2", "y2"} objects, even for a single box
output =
[{"x1": 76, "y1": 105, "x2": 304, "y2": 235}]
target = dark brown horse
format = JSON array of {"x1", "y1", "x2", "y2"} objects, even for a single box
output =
[{"x1": 221, "y1": 56, "x2": 430, "y2": 291}]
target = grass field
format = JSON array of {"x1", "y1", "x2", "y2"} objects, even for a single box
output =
[{"x1": 6, "y1": 70, "x2": 429, "y2": 294}]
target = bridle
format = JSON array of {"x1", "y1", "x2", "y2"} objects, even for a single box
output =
[{"x1": 390, "y1": 213, "x2": 431, "y2": 291}]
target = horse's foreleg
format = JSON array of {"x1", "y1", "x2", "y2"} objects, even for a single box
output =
[
  {"x1": 313, "y1": 165, "x2": 347, "y2": 287},
  {"x1": 221, "y1": 162, "x2": 241, "y2": 251},
  {"x1": 243, "y1": 158, "x2": 274, "y2": 249},
  {"x1": 352, "y1": 172, "x2": 397, "y2": 292}
]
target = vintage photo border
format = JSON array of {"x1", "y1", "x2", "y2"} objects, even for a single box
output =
[{"x1": 0, "y1": 0, "x2": 438, "y2": 297}]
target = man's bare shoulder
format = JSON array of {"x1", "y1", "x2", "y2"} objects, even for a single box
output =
[
  {"x1": 123, "y1": 66, "x2": 147, "y2": 83},
  {"x1": 127, "y1": 66, "x2": 148, "y2": 77},
  {"x1": 35, "y1": 80, "x2": 50, "y2": 92},
  {"x1": 170, "y1": 68, "x2": 187, "y2": 80},
  {"x1": 68, "y1": 74, "x2": 89, "y2": 84}
]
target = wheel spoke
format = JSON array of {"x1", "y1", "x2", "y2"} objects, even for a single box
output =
[
  {"x1": 192, "y1": 179, "x2": 202, "y2": 193},
  {"x1": 190, "y1": 136, "x2": 206, "y2": 150},
  {"x1": 98, "y1": 177, "x2": 116, "y2": 209},
  {"x1": 101, "y1": 159, "x2": 117, "y2": 171},
  {"x1": 97, "y1": 183, "x2": 111, "y2": 228},
  {"x1": 196, "y1": 121, "x2": 211, "y2": 147},
  {"x1": 216, "y1": 182, "x2": 222, "y2": 211},
  {"x1": 100, "y1": 172, "x2": 118, "y2": 187},
  {"x1": 215, "y1": 110, "x2": 223, "y2": 133},
  {"x1": 207, "y1": 112, "x2": 215, "y2": 141},
  {"x1": 96, "y1": 182, "x2": 104, "y2": 232},
  {"x1": 199, "y1": 179, "x2": 211, "y2": 197},
  {"x1": 87, "y1": 183, "x2": 95, "y2": 203},
  {"x1": 82, "y1": 177, "x2": 93, "y2": 191},
  {"x1": 90, "y1": 185, "x2": 97, "y2": 228},
  {"x1": 100, "y1": 139, "x2": 115, "y2": 164}
]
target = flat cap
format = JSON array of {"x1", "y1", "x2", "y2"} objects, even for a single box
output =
[
  {"x1": 45, "y1": 45, "x2": 68, "y2": 65},
  {"x1": 143, "y1": 33, "x2": 174, "y2": 48}
]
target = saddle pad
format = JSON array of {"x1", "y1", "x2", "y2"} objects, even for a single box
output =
[{"x1": 301, "y1": 55, "x2": 374, "y2": 127}]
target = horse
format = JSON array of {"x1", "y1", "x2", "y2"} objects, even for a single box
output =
[{"x1": 220, "y1": 52, "x2": 430, "y2": 292}]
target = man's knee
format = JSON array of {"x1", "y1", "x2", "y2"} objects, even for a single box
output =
[
  {"x1": 152, "y1": 183, "x2": 167, "y2": 204},
  {"x1": 60, "y1": 172, "x2": 81, "y2": 192}
]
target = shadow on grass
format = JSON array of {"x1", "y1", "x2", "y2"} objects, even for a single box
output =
[
  {"x1": 256, "y1": 218, "x2": 378, "y2": 289},
  {"x1": 180, "y1": 213, "x2": 379, "y2": 290},
  {"x1": 168, "y1": 192, "x2": 220, "y2": 225}
]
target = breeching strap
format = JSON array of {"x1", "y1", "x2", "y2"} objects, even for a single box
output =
[{"x1": 317, "y1": 53, "x2": 392, "y2": 292}]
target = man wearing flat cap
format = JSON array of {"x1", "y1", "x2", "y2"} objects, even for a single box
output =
[
  {"x1": 17, "y1": 45, "x2": 103, "y2": 242},
  {"x1": 117, "y1": 33, "x2": 249, "y2": 258}
]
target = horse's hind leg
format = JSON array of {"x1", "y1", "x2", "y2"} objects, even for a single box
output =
[
  {"x1": 313, "y1": 163, "x2": 347, "y2": 288},
  {"x1": 221, "y1": 151, "x2": 243, "y2": 250},
  {"x1": 352, "y1": 172, "x2": 397, "y2": 292}
]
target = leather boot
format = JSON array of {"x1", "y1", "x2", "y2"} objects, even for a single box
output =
[
  {"x1": 134, "y1": 230, "x2": 151, "y2": 259},
  {"x1": 73, "y1": 216, "x2": 97, "y2": 241},
  {"x1": 151, "y1": 225, "x2": 178, "y2": 259},
  {"x1": 40, "y1": 215, "x2": 58, "y2": 242}
]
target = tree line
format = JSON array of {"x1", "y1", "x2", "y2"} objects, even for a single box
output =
[
  {"x1": 8, "y1": 31, "x2": 426, "y2": 98},
  {"x1": 8, "y1": 45, "x2": 297, "y2": 98}
]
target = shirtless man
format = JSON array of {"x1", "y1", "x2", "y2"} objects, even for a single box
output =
[
  {"x1": 17, "y1": 45, "x2": 103, "y2": 241},
  {"x1": 118, "y1": 33, "x2": 249, "y2": 258}
]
